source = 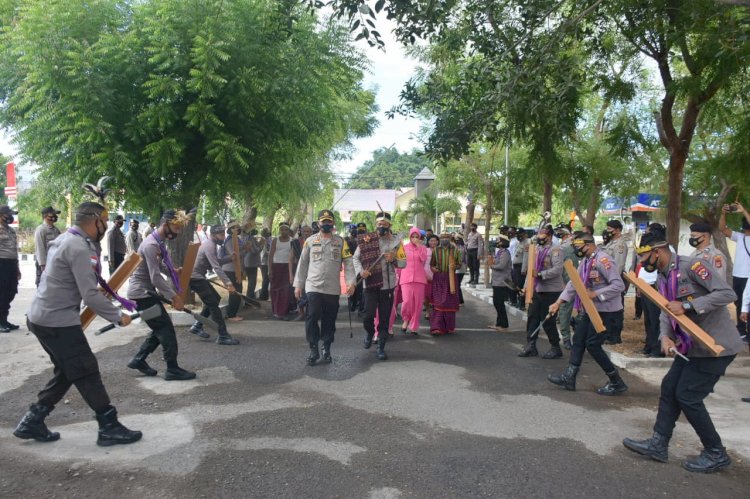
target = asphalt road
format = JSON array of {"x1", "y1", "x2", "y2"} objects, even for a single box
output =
[{"x1": 0, "y1": 285, "x2": 747, "y2": 498}]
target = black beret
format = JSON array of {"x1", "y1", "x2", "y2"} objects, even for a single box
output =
[
  {"x1": 689, "y1": 222, "x2": 711, "y2": 233},
  {"x1": 606, "y1": 220, "x2": 623, "y2": 230}
]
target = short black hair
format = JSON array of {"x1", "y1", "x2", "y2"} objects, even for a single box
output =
[{"x1": 74, "y1": 202, "x2": 106, "y2": 225}]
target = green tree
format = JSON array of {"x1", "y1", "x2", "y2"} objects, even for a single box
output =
[
  {"x1": 405, "y1": 191, "x2": 460, "y2": 232},
  {"x1": 344, "y1": 147, "x2": 431, "y2": 189}
]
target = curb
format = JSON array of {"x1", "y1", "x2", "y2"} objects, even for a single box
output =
[{"x1": 460, "y1": 283, "x2": 750, "y2": 369}]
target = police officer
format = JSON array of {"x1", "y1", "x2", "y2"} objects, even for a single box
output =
[
  {"x1": 126, "y1": 209, "x2": 196, "y2": 380},
  {"x1": 555, "y1": 225, "x2": 578, "y2": 350},
  {"x1": 221, "y1": 221, "x2": 244, "y2": 322},
  {"x1": 0, "y1": 205, "x2": 20, "y2": 332},
  {"x1": 293, "y1": 210, "x2": 356, "y2": 365},
  {"x1": 518, "y1": 225, "x2": 564, "y2": 359},
  {"x1": 125, "y1": 218, "x2": 143, "y2": 255},
  {"x1": 34, "y1": 206, "x2": 62, "y2": 287},
  {"x1": 13, "y1": 202, "x2": 142, "y2": 446},
  {"x1": 107, "y1": 214, "x2": 126, "y2": 274},
  {"x1": 511, "y1": 229, "x2": 529, "y2": 311},
  {"x1": 602, "y1": 219, "x2": 627, "y2": 344},
  {"x1": 189, "y1": 224, "x2": 240, "y2": 345},
  {"x1": 688, "y1": 221, "x2": 727, "y2": 282},
  {"x1": 548, "y1": 232, "x2": 628, "y2": 395},
  {"x1": 623, "y1": 231, "x2": 744, "y2": 473}
]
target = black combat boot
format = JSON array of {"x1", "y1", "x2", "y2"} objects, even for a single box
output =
[
  {"x1": 597, "y1": 369, "x2": 628, "y2": 395},
  {"x1": 542, "y1": 345, "x2": 563, "y2": 359},
  {"x1": 2, "y1": 320, "x2": 19, "y2": 330},
  {"x1": 363, "y1": 331, "x2": 374, "y2": 349},
  {"x1": 682, "y1": 447, "x2": 731, "y2": 473},
  {"x1": 622, "y1": 432, "x2": 670, "y2": 462},
  {"x1": 376, "y1": 338, "x2": 388, "y2": 360},
  {"x1": 164, "y1": 366, "x2": 197, "y2": 381},
  {"x1": 216, "y1": 326, "x2": 239, "y2": 345},
  {"x1": 13, "y1": 404, "x2": 60, "y2": 442},
  {"x1": 548, "y1": 364, "x2": 579, "y2": 391},
  {"x1": 95, "y1": 407, "x2": 142, "y2": 447},
  {"x1": 127, "y1": 349, "x2": 157, "y2": 377},
  {"x1": 189, "y1": 321, "x2": 210, "y2": 339},
  {"x1": 605, "y1": 333, "x2": 622, "y2": 345},
  {"x1": 518, "y1": 341, "x2": 538, "y2": 357},
  {"x1": 307, "y1": 343, "x2": 320, "y2": 366},
  {"x1": 321, "y1": 343, "x2": 332, "y2": 364}
]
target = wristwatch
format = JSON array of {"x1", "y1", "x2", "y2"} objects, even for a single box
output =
[{"x1": 681, "y1": 301, "x2": 693, "y2": 312}]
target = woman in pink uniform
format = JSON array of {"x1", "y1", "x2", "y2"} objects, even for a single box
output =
[{"x1": 400, "y1": 227, "x2": 430, "y2": 334}]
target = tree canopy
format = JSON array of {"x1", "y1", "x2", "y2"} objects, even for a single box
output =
[{"x1": 344, "y1": 147, "x2": 430, "y2": 190}]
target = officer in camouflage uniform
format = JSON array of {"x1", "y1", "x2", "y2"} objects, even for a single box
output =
[
  {"x1": 623, "y1": 232, "x2": 744, "y2": 474},
  {"x1": 294, "y1": 210, "x2": 356, "y2": 365}
]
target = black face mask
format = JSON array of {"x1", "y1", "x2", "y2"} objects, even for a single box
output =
[
  {"x1": 536, "y1": 236, "x2": 547, "y2": 246},
  {"x1": 357, "y1": 229, "x2": 366, "y2": 234},
  {"x1": 497, "y1": 242, "x2": 509, "y2": 249},
  {"x1": 50, "y1": 215, "x2": 58, "y2": 223},
  {"x1": 574, "y1": 246, "x2": 587, "y2": 258},
  {"x1": 3, "y1": 214, "x2": 14, "y2": 224},
  {"x1": 377, "y1": 227, "x2": 389, "y2": 236},
  {"x1": 642, "y1": 252, "x2": 658, "y2": 273},
  {"x1": 320, "y1": 223, "x2": 334, "y2": 233},
  {"x1": 517, "y1": 234, "x2": 525, "y2": 241},
  {"x1": 94, "y1": 218, "x2": 107, "y2": 242},
  {"x1": 602, "y1": 231, "x2": 612, "y2": 244},
  {"x1": 688, "y1": 236, "x2": 704, "y2": 248}
]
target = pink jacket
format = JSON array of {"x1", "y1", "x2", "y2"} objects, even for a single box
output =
[{"x1": 400, "y1": 228, "x2": 430, "y2": 285}]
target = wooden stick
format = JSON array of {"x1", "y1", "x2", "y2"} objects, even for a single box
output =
[
  {"x1": 563, "y1": 260, "x2": 606, "y2": 333},
  {"x1": 80, "y1": 253, "x2": 142, "y2": 331},
  {"x1": 179, "y1": 242, "x2": 201, "y2": 302},
  {"x1": 623, "y1": 271, "x2": 724, "y2": 356},
  {"x1": 449, "y1": 261, "x2": 456, "y2": 294},
  {"x1": 525, "y1": 243, "x2": 536, "y2": 305}
]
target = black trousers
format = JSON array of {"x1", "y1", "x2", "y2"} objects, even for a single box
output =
[
  {"x1": 456, "y1": 273, "x2": 465, "y2": 304},
  {"x1": 642, "y1": 294, "x2": 662, "y2": 354},
  {"x1": 654, "y1": 355, "x2": 735, "y2": 449},
  {"x1": 364, "y1": 288, "x2": 395, "y2": 339},
  {"x1": 732, "y1": 276, "x2": 748, "y2": 335},
  {"x1": 244, "y1": 266, "x2": 258, "y2": 300},
  {"x1": 134, "y1": 297, "x2": 179, "y2": 367},
  {"x1": 526, "y1": 291, "x2": 561, "y2": 346},
  {"x1": 467, "y1": 248, "x2": 479, "y2": 282},
  {"x1": 492, "y1": 286, "x2": 509, "y2": 328},
  {"x1": 109, "y1": 252, "x2": 125, "y2": 274},
  {"x1": 511, "y1": 263, "x2": 525, "y2": 309},
  {"x1": 305, "y1": 292, "x2": 339, "y2": 346},
  {"x1": 606, "y1": 306, "x2": 625, "y2": 342},
  {"x1": 35, "y1": 261, "x2": 43, "y2": 287},
  {"x1": 190, "y1": 278, "x2": 226, "y2": 329},
  {"x1": 258, "y1": 264, "x2": 270, "y2": 300},
  {"x1": 28, "y1": 320, "x2": 110, "y2": 412},
  {"x1": 348, "y1": 280, "x2": 364, "y2": 312},
  {"x1": 225, "y1": 271, "x2": 243, "y2": 318},
  {"x1": 569, "y1": 311, "x2": 617, "y2": 373},
  {"x1": 0, "y1": 259, "x2": 18, "y2": 322},
  {"x1": 634, "y1": 296, "x2": 643, "y2": 319}
]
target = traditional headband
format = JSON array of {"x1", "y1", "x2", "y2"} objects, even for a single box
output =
[
  {"x1": 165, "y1": 210, "x2": 193, "y2": 227},
  {"x1": 636, "y1": 241, "x2": 668, "y2": 254}
]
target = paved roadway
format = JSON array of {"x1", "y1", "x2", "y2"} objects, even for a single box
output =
[{"x1": 0, "y1": 262, "x2": 747, "y2": 498}]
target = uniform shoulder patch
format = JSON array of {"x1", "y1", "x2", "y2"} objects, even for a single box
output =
[
  {"x1": 598, "y1": 256, "x2": 612, "y2": 270},
  {"x1": 690, "y1": 261, "x2": 711, "y2": 280},
  {"x1": 713, "y1": 255, "x2": 723, "y2": 268}
]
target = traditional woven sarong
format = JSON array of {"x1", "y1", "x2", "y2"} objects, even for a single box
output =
[{"x1": 356, "y1": 232, "x2": 383, "y2": 290}]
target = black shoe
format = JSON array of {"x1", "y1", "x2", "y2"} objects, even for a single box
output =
[
  {"x1": 307, "y1": 344, "x2": 320, "y2": 366},
  {"x1": 682, "y1": 447, "x2": 731, "y2": 473},
  {"x1": 605, "y1": 337, "x2": 622, "y2": 345},
  {"x1": 363, "y1": 333, "x2": 374, "y2": 349},
  {"x1": 542, "y1": 346, "x2": 563, "y2": 359},
  {"x1": 0, "y1": 324, "x2": 10, "y2": 333},
  {"x1": 648, "y1": 352, "x2": 665, "y2": 358},
  {"x1": 216, "y1": 335, "x2": 239, "y2": 345},
  {"x1": 13, "y1": 404, "x2": 60, "y2": 442},
  {"x1": 164, "y1": 367, "x2": 196, "y2": 381},
  {"x1": 189, "y1": 323, "x2": 210, "y2": 339},
  {"x1": 127, "y1": 358, "x2": 157, "y2": 377},
  {"x1": 548, "y1": 364, "x2": 579, "y2": 391},
  {"x1": 623, "y1": 432, "x2": 670, "y2": 463},
  {"x1": 742, "y1": 397, "x2": 750, "y2": 403},
  {"x1": 3, "y1": 321, "x2": 19, "y2": 330},
  {"x1": 321, "y1": 344, "x2": 332, "y2": 364},
  {"x1": 563, "y1": 339, "x2": 572, "y2": 350},
  {"x1": 597, "y1": 369, "x2": 628, "y2": 395},
  {"x1": 376, "y1": 339, "x2": 388, "y2": 360},
  {"x1": 518, "y1": 342, "x2": 538, "y2": 357},
  {"x1": 96, "y1": 407, "x2": 142, "y2": 447}
]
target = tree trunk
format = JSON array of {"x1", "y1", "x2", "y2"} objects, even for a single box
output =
[
  {"x1": 543, "y1": 179, "x2": 553, "y2": 213},
  {"x1": 665, "y1": 151, "x2": 687, "y2": 248},
  {"x1": 466, "y1": 200, "x2": 476, "y2": 229},
  {"x1": 585, "y1": 178, "x2": 601, "y2": 226}
]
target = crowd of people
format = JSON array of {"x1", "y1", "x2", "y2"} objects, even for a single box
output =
[{"x1": 1, "y1": 195, "x2": 749, "y2": 475}]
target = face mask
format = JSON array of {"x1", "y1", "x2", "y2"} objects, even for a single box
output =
[
  {"x1": 377, "y1": 227, "x2": 389, "y2": 236},
  {"x1": 688, "y1": 236, "x2": 704, "y2": 248},
  {"x1": 516, "y1": 234, "x2": 524, "y2": 241},
  {"x1": 642, "y1": 252, "x2": 658, "y2": 273},
  {"x1": 320, "y1": 223, "x2": 333, "y2": 233},
  {"x1": 440, "y1": 239, "x2": 450, "y2": 247},
  {"x1": 536, "y1": 236, "x2": 547, "y2": 246},
  {"x1": 50, "y1": 215, "x2": 58, "y2": 223},
  {"x1": 574, "y1": 246, "x2": 586, "y2": 258},
  {"x1": 3, "y1": 214, "x2": 13, "y2": 224},
  {"x1": 94, "y1": 218, "x2": 107, "y2": 242},
  {"x1": 470, "y1": 227, "x2": 476, "y2": 232},
  {"x1": 602, "y1": 231, "x2": 612, "y2": 243}
]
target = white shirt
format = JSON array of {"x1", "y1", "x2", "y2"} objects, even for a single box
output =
[
  {"x1": 638, "y1": 266, "x2": 658, "y2": 285},
  {"x1": 730, "y1": 231, "x2": 750, "y2": 277}
]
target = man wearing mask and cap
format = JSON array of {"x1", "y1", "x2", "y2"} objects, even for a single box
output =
[
  {"x1": 622, "y1": 231, "x2": 743, "y2": 473},
  {"x1": 126, "y1": 210, "x2": 196, "y2": 380},
  {"x1": 294, "y1": 210, "x2": 356, "y2": 365},
  {"x1": 125, "y1": 219, "x2": 143, "y2": 256},
  {"x1": 220, "y1": 221, "x2": 244, "y2": 322},
  {"x1": 466, "y1": 223, "x2": 485, "y2": 285},
  {"x1": 688, "y1": 222, "x2": 726, "y2": 282},
  {"x1": 518, "y1": 225, "x2": 565, "y2": 359},
  {"x1": 511, "y1": 229, "x2": 529, "y2": 311},
  {"x1": 601, "y1": 219, "x2": 627, "y2": 345},
  {"x1": 189, "y1": 224, "x2": 240, "y2": 345},
  {"x1": 547, "y1": 231, "x2": 628, "y2": 395},
  {"x1": 0, "y1": 205, "x2": 20, "y2": 331},
  {"x1": 34, "y1": 206, "x2": 62, "y2": 287},
  {"x1": 353, "y1": 211, "x2": 406, "y2": 360},
  {"x1": 555, "y1": 224, "x2": 578, "y2": 349},
  {"x1": 14, "y1": 201, "x2": 141, "y2": 446},
  {"x1": 489, "y1": 234, "x2": 512, "y2": 331},
  {"x1": 106, "y1": 214, "x2": 127, "y2": 274}
]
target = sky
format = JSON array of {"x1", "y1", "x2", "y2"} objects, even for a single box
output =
[{"x1": 0, "y1": 17, "x2": 425, "y2": 186}]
